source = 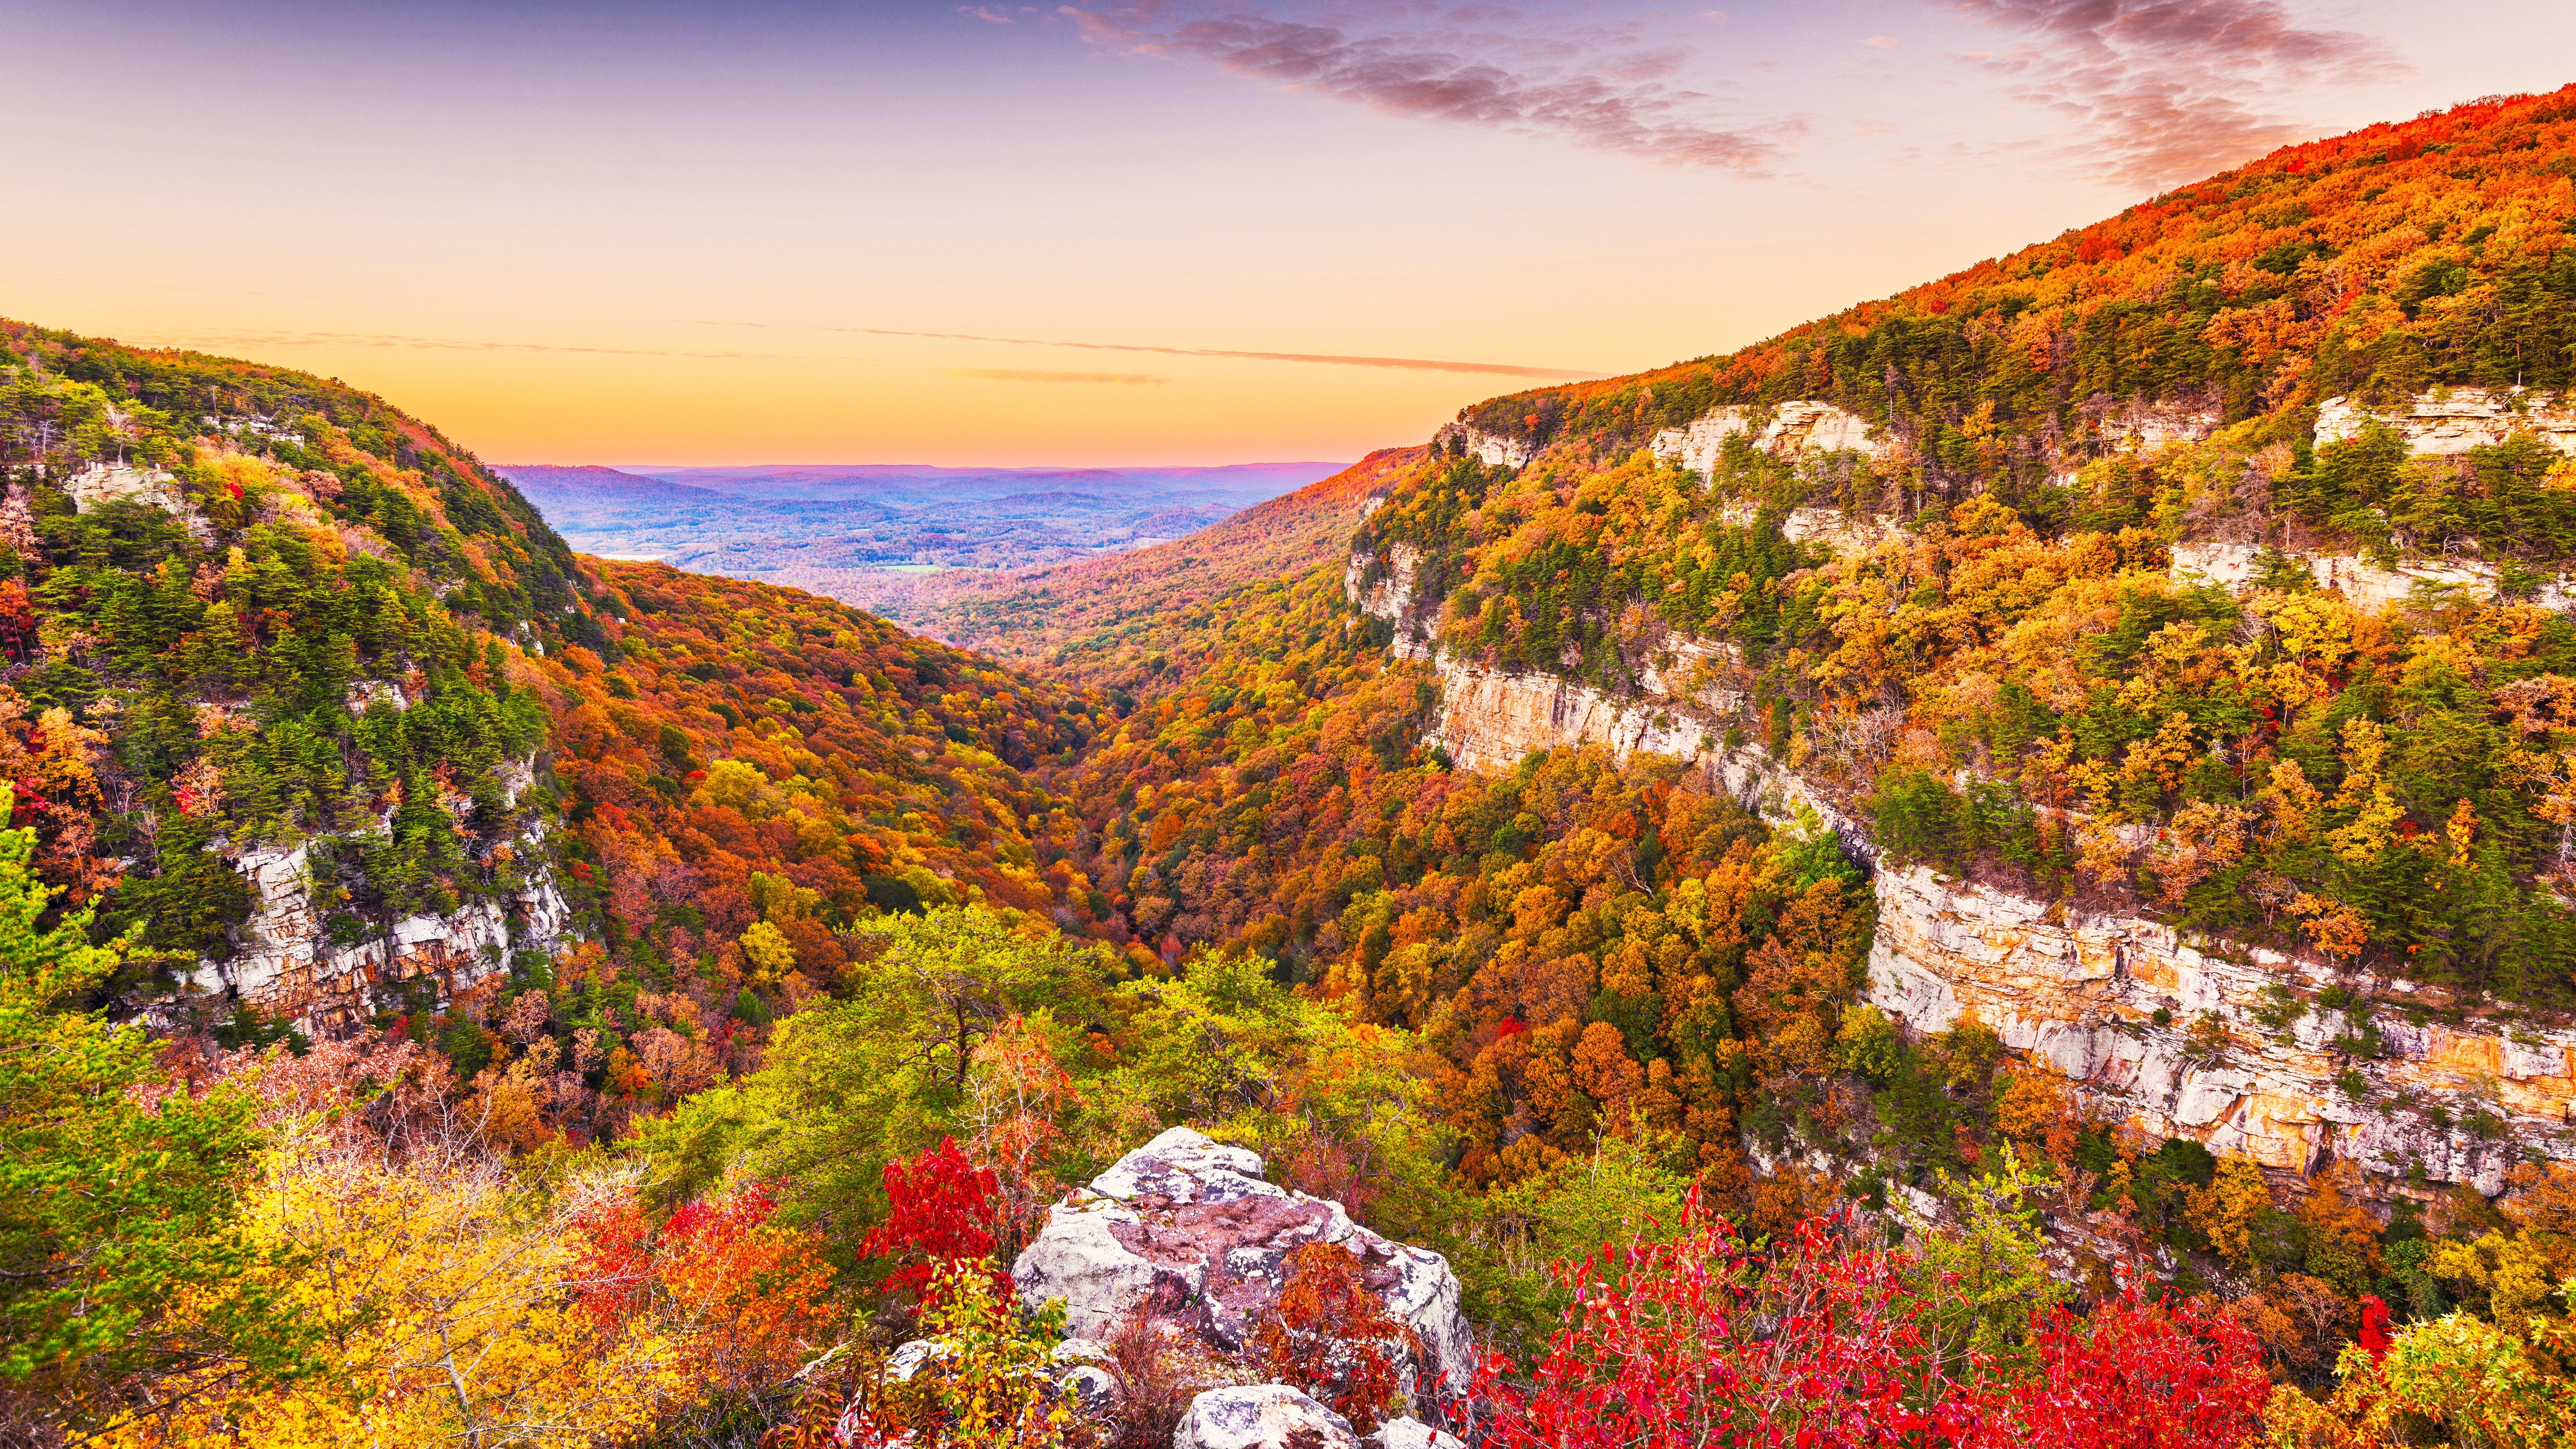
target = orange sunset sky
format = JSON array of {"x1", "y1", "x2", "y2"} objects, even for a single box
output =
[{"x1": 6, "y1": 0, "x2": 2572, "y2": 466}]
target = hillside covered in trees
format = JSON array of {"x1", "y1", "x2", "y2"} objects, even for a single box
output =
[
  {"x1": 851, "y1": 447, "x2": 1419, "y2": 696},
  {"x1": 15, "y1": 88, "x2": 2576, "y2": 1449}
]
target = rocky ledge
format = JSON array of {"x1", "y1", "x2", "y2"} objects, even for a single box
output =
[
  {"x1": 1867, "y1": 862, "x2": 2576, "y2": 1197},
  {"x1": 1012, "y1": 1127, "x2": 1477, "y2": 1420}
]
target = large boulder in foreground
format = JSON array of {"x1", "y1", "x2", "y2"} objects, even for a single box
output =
[
  {"x1": 1013, "y1": 1127, "x2": 1476, "y2": 1415},
  {"x1": 1174, "y1": 1385, "x2": 1358, "y2": 1449}
]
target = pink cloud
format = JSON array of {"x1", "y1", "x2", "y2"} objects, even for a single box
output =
[
  {"x1": 1061, "y1": 1, "x2": 1793, "y2": 170},
  {"x1": 1944, "y1": 0, "x2": 2410, "y2": 186}
]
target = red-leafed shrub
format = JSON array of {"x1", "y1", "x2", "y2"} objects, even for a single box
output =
[
  {"x1": 1964, "y1": 1291, "x2": 2271, "y2": 1449},
  {"x1": 860, "y1": 1136, "x2": 1008, "y2": 1309},
  {"x1": 572, "y1": 1182, "x2": 840, "y2": 1417},
  {"x1": 1466, "y1": 1199, "x2": 1965, "y2": 1449},
  {"x1": 1462, "y1": 1188, "x2": 2269, "y2": 1449}
]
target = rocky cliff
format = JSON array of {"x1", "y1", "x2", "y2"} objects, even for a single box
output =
[
  {"x1": 2315, "y1": 387, "x2": 2576, "y2": 456},
  {"x1": 1013, "y1": 1126, "x2": 1475, "y2": 1419},
  {"x1": 1648, "y1": 400, "x2": 1882, "y2": 476},
  {"x1": 1431, "y1": 422, "x2": 1530, "y2": 471},
  {"x1": 1346, "y1": 389, "x2": 2576, "y2": 1202},
  {"x1": 1866, "y1": 863, "x2": 2575, "y2": 1196},
  {"x1": 181, "y1": 757, "x2": 572, "y2": 1036}
]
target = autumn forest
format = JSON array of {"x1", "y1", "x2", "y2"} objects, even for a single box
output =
[{"x1": 10, "y1": 86, "x2": 2576, "y2": 1449}]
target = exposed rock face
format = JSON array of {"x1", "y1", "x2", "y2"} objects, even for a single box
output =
[
  {"x1": 1649, "y1": 401, "x2": 1880, "y2": 477},
  {"x1": 1174, "y1": 1385, "x2": 1359, "y2": 1449},
  {"x1": 2110, "y1": 401, "x2": 2222, "y2": 450},
  {"x1": 2173, "y1": 541, "x2": 2573, "y2": 611},
  {"x1": 1432, "y1": 661, "x2": 1734, "y2": 775},
  {"x1": 1345, "y1": 544, "x2": 1422, "y2": 626},
  {"x1": 1432, "y1": 424, "x2": 1530, "y2": 470},
  {"x1": 2317, "y1": 389, "x2": 2576, "y2": 456},
  {"x1": 1013, "y1": 1127, "x2": 1476, "y2": 1416},
  {"x1": 183, "y1": 810, "x2": 572, "y2": 1035},
  {"x1": 1865, "y1": 864, "x2": 2576, "y2": 1195},
  {"x1": 61, "y1": 461, "x2": 185, "y2": 513}
]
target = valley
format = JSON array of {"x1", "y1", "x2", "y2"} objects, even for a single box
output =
[
  {"x1": 495, "y1": 460, "x2": 1342, "y2": 612},
  {"x1": 12, "y1": 84, "x2": 2576, "y2": 1449}
]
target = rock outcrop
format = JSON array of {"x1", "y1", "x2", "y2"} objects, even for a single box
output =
[
  {"x1": 1346, "y1": 544, "x2": 1422, "y2": 627},
  {"x1": 1430, "y1": 661, "x2": 1732, "y2": 775},
  {"x1": 182, "y1": 757, "x2": 572, "y2": 1035},
  {"x1": 1175, "y1": 1385, "x2": 1358, "y2": 1449},
  {"x1": 61, "y1": 461, "x2": 187, "y2": 514},
  {"x1": 1432, "y1": 423, "x2": 1531, "y2": 470},
  {"x1": 184, "y1": 835, "x2": 571, "y2": 1035},
  {"x1": 1649, "y1": 401, "x2": 1880, "y2": 477},
  {"x1": 1864, "y1": 863, "x2": 2576, "y2": 1196},
  {"x1": 2172, "y1": 541, "x2": 2573, "y2": 611},
  {"x1": 1013, "y1": 1127, "x2": 1476, "y2": 1417},
  {"x1": 2317, "y1": 388, "x2": 2576, "y2": 456}
]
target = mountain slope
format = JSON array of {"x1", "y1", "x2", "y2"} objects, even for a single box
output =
[
  {"x1": 1352, "y1": 88, "x2": 2576, "y2": 1009},
  {"x1": 858, "y1": 447, "x2": 1422, "y2": 693},
  {"x1": 1448, "y1": 87, "x2": 2576, "y2": 491},
  {"x1": 1008, "y1": 91, "x2": 2576, "y2": 1255},
  {"x1": 0, "y1": 321, "x2": 1113, "y2": 1048}
]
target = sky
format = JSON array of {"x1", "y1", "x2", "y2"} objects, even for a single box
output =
[{"x1": 2, "y1": 1, "x2": 2570, "y2": 467}]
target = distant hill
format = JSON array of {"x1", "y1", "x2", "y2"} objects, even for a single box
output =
[
  {"x1": 495, "y1": 464, "x2": 731, "y2": 509},
  {"x1": 493, "y1": 459, "x2": 1345, "y2": 575},
  {"x1": 627, "y1": 460, "x2": 1340, "y2": 507},
  {"x1": 838, "y1": 447, "x2": 1422, "y2": 693}
]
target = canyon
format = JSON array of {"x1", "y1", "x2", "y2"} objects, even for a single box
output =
[{"x1": 1353, "y1": 392, "x2": 2576, "y2": 1203}]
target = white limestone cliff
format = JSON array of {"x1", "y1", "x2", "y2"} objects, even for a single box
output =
[
  {"x1": 2170, "y1": 541, "x2": 2576, "y2": 611},
  {"x1": 182, "y1": 748, "x2": 573, "y2": 1035},
  {"x1": 184, "y1": 833, "x2": 571, "y2": 1035},
  {"x1": 1865, "y1": 864, "x2": 2574, "y2": 1194},
  {"x1": 1432, "y1": 423, "x2": 1531, "y2": 470},
  {"x1": 62, "y1": 461, "x2": 186, "y2": 513},
  {"x1": 2316, "y1": 388, "x2": 2576, "y2": 456},
  {"x1": 1649, "y1": 401, "x2": 1880, "y2": 478}
]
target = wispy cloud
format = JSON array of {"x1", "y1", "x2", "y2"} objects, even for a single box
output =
[
  {"x1": 1060, "y1": 1, "x2": 1792, "y2": 170},
  {"x1": 153, "y1": 328, "x2": 803, "y2": 362},
  {"x1": 731, "y1": 321, "x2": 1607, "y2": 378},
  {"x1": 949, "y1": 367, "x2": 1166, "y2": 383},
  {"x1": 1942, "y1": 0, "x2": 2409, "y2": 187},
  {"x1": 158, "y1": 323, "x2": 1603, "y2": 380}
]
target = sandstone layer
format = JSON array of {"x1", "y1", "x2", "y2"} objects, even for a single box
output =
[
  {"x1": 1865, "y1": 863, "x2": 2576, "y2": 1194},
  {"x1": 2316, "y1": 388, "x2": 2576, "y2": 456}
]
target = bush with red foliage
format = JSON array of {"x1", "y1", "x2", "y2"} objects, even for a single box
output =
[
  {"x1": 859, "y1": 1136, "x2": 1009, "y2": 1309},
  {"x1": 572, "y1": 1182, "x2": 840, "y2": 1416},
  {"x1": 1964, "y1": 1292, "x2": 2270, "y2": 1449},
  {"x1": 1462, "y1": 1189, "x2": 2269, "y2": 1449}
]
